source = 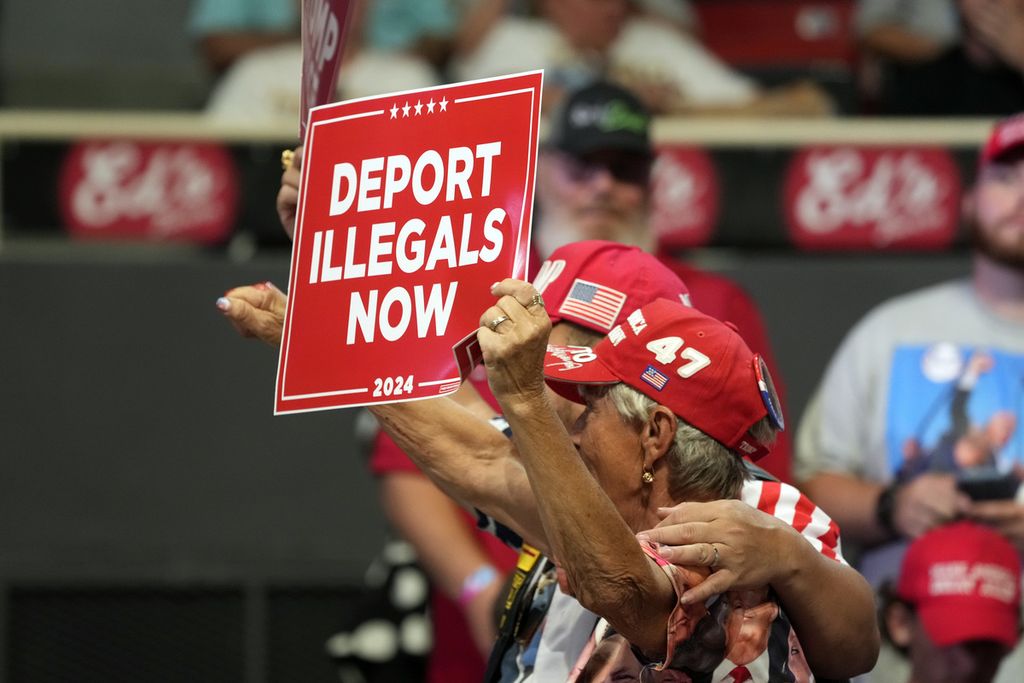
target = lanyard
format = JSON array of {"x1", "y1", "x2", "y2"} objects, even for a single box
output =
[{"x1": 483, "y1": 543, "x2": 549, "y2": 683}]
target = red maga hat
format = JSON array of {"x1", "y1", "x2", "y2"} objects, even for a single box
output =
[
  {"x1": 897, "y1": 521, "x2": 1021, "y2": 649},
  {"x1": 980, "y1": 113, "x2": 1024, "y2": 166},
  {"x1": 534, "y1": 240, "x2": 691, "y2": 334},
  {"x1": 542, "y1": 298, "x2": 783, "y2": 460}
]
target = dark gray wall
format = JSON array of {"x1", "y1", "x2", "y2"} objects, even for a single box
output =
[{"x1": 1, "y1": 247, "x2": 387, "y2": 586}]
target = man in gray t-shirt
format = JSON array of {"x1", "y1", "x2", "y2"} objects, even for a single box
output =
[{"x1": 796, "y1": 113, "x2": 1024, "y2": 682}]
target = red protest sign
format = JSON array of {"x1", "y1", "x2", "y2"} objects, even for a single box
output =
[
  {"x1": 276, "y1": 72, "x2": 543, "y2": 415},
  {"x1": 301, "y1": 0, "x2": 353, "y2": 137}
]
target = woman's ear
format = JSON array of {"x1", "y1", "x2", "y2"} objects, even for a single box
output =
[
  {"x1": 884, "y1": 601, "x2": 914, "y2": 649},
  {"x1": 642, "y1": 405, "x2": 677, "y2": 465}
]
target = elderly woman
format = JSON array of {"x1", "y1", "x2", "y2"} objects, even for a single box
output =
[
  {"x1": 477, "y1": 278, "x2": 792, "y2": 679},
  {"x1": 217, "y1": 241, "x2": 878, "y2": 680}
]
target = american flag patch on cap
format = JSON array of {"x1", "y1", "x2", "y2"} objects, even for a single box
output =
[
  {"x1": 557, "y1": 278, "x2": 627, "y2": 331},
  {"x1": 640, "y1": 365, "x2": 670, "y2": 391}
]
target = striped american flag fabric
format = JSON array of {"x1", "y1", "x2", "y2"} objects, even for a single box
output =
[
  {"x1": 557, "y1": 279, "x2": 628, "y2": 331},
  {"x1": 741, "y1": 479, "x2": 846, "y2": 564},
  {"x1": 641, "y1": 365, "x2": 670, "y2": 391}
]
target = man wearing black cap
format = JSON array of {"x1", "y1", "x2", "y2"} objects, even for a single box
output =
[{"x1": 534, "y1": 81, "x2": 657, "y2": 256}]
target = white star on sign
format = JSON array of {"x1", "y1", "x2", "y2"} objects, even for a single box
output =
[
  {"x1": 426, "y1": 98, "x2": 436, "y2": 113},
  {"x1": 439, "y1": 96, "x2": 448, "y2": 112},
  {"x1": 402, "y1": 101, "x2": 411, "y2": 117},
  {"x1": 389, "y1": 103, "x2": 399, "y2": 119},
  {"x1": 414, "y1": 100, "x2": 423, "y2": 115}
]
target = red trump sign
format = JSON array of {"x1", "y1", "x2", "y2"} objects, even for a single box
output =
[
  {"x1": 276, "y1": 72, "x2": 543, "y2": 414},
  {"x1": 301, "y1": 0, "x2": 352, "y2": 136}
]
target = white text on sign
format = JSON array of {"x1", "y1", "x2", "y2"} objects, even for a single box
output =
[{"x1": 309, "y1": 141, "x2": 509, "y2": 345}]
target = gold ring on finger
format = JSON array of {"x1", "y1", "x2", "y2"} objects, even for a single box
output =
[
  {"x1": 488, "y1": 315, "x2": 510, "y2": 331},
  {"x1": 527, "y1": 294, "x2": 545, "y2": 309},
  {"x1": 281, "y1": 149, "x2": 295, "y2": 171}
]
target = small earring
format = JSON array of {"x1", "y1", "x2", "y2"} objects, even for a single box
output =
[{"x1": 641, "y1": 470, "x2": 654, "y2": 484}]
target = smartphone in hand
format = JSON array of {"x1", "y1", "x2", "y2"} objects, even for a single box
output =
[{"x1": 957, "y1": 469, "x2": 1021, "y2": 501}]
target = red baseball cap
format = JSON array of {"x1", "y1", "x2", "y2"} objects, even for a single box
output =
[
  {"x1": 542, "y1": 298, "x2": 782, "y2": 460},
  {"x1": 980, "y1": 113, "x2": 1024, "y2": 166},
  {"x1": 897, "y1": 521, "x2": 1021, "y2": 649},
  {"x1": 533, "y1": 240, "x2": 691, "y2": 334}
]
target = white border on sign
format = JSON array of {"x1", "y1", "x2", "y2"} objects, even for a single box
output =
[
  {"x1": 276, "y1": 71, "x2": 542, "y2": 413},
  {"x1": 418, "y1": 378, "x2": 461, "y2": 387}
]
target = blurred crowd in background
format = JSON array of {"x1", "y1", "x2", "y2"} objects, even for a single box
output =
[
  {"x1": 8, "y1": 0, "x2": 1019, "y2": 119},
  {"x1": 187, "y1": 0, "x2": 1024, "y2": 122}
]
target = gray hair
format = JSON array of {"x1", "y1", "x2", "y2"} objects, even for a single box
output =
[{"x1": 579, "y1": 383, "x2": 777, "y2": 502}]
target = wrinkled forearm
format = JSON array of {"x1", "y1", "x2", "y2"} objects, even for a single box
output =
[
  {"x1": 501, "y1": 397, "x2": 674, "y2": 655},
  {"x1": 370, "y1": 399, "x2": 547, "y2": 550}
]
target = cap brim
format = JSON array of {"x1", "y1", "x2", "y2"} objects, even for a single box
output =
[
  {"x1": 543, "y1": 345, "x2": 619, "y2": 404},
  {"x1": 983, "y1": 133, "x2": 1024, "y2": 166},
  {"x1": 985, "y1": 142, "x2": 1024, "y2": 166},
  {"x1": 918, "y1": 599, "x2": 1020, "y2": 649}
]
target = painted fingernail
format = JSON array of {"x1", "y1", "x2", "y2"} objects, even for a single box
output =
[
  {"x1": 216, "y1": 297, "x2": 231, "y2": 311},
  {"x1": 253, "y1": 282, "x2": 268, "y2": 291}
]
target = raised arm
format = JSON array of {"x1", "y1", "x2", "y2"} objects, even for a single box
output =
[
  {"x1": 370, "y1": 396, "x2": 547, "y2": 550},
  {"x1": 477, "y1": 279, "x2": 676, "y2": 656}
]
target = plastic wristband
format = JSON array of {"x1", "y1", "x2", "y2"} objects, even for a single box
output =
[{"x1": 458, "y1": 565, "x2": 498, "y2": 608}]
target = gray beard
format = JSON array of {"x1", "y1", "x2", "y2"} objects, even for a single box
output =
[{"x1": 534, "y1": 213, "x2": 654, "y2": 259}]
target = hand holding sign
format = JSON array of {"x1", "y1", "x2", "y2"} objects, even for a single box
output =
[
  {"x1": 276, "y1": 72, "x2": 543, "y2": 414},
  {"x1": 477, "y1": 279, "x2": 552, "y2": 412}
]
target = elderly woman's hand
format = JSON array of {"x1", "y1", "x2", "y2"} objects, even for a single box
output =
[
  {"x1": 477, "y1": 279, "x2": 551, "y2": 412},
  {"x1": 216, "y1": 282, "x2": 288, "y2": 347},
  {"x1": 637, "y1": 499, "x2": 803, "y2": 606}
]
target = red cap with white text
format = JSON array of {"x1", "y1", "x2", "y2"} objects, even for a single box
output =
[
  {"x1": 542, "y1": 298, "x2": 782, "y2": 460},
  {"x1": 981, "y1": 113, "x2": 1024, "y2": 166},
  {"x1": 897, "y1": 521, "x2": 1021, "y2": 649},
  {"x1": 533, "y1": 240, "x2": 691, "y2": 334}
]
